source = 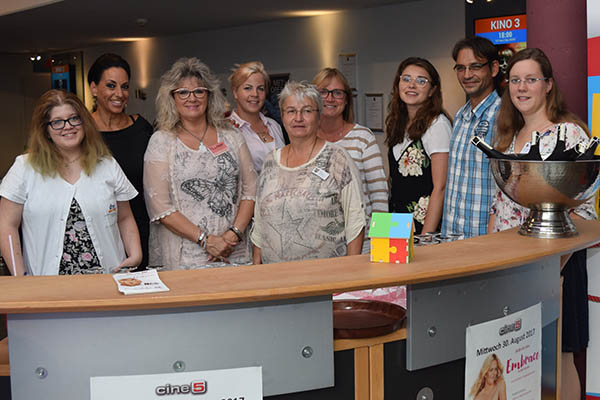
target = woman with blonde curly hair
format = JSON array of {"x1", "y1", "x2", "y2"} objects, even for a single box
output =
[
  {"x1": 469, "y1": 354, "x2": 506, "y2": 400},
  {"x1": 229, "y1": 61, "x2": 285, "y2": 173},
  {"x1": 0, "y1": 89, "x2": 141, "y2": 275},
  {"x1": 144, "y1": 58, "x2": 257, "y2": 268},
  {"x1": 385, "y1": 57, "x2": 451, "y2": 234}
]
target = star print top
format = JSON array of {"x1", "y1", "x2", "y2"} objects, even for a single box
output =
[
  {"x1": 250, "y1": 142, "x2": 366, "y2": 264},
  {"x1": 144, "y1": 128, "x2": 257, "y2": 268}
]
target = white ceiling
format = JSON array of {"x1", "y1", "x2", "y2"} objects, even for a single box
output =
[{"x1": 1, "y1": 0, "x2": 411, "y2": 54}]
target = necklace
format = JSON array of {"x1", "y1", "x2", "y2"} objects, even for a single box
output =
[
  {"x1": 181, "y1": 123, "x2": 209, "y2": 144},
  {"x1": 286, "y1": 137, "x2": 318, "y2": 167}
]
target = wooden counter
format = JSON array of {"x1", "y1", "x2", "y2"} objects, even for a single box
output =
[{"x1": 1, "y1": 220, "x2": 599, "y2": 314}]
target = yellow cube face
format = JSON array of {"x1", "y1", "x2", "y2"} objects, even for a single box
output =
[{"x1": 370, "y1": 238, "x2": 390, "y2": 263}]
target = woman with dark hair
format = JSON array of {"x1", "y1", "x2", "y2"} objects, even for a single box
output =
[
  {"x1": 88, "y1": 53, "x2": 153, "y2": 268},
  {"x1": 144, "y1": 58, "x2": 256, "y2": 268},
  {"x1": 489, "y1": 48, "x2": 595, "y2": 399},
  {"x1": 385, "y1": 57, "x2": 451, "y2": 234},
  {"x1": 0, "y1": 90, "x2": 141, "y2": 276}
]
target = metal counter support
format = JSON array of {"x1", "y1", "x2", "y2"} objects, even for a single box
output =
[{"x1": 8, "y1": 296, "x2": 334, "y2": 399}]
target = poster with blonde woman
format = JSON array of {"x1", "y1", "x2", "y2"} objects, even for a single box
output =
[{"x1": 464, "y1": 303, "x2": 541, "y2": 400}]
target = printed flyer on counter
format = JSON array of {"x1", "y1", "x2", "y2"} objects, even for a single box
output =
[{"x1": 465, "y1": 303, "x2": 541, "y2": 400}]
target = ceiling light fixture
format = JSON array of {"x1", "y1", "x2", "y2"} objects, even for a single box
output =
[{"x1": 284, "y1": 10, "x2": 340, "y2": 17}]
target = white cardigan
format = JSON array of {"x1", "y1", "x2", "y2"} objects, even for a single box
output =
[{"x1": 0, "y1": 155, "x2": 138, "y2": 275}]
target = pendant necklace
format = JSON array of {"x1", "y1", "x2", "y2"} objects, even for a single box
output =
[{"x1": 182, "y1": 123, "x2": 209, "y2": 144}]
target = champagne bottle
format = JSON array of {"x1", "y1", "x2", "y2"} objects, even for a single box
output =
[
  {"x1": 577, "y1": 136, "x2": 600, "y2": 160},
  {"x1": 470, "y1": 136, "x2": 519, "y2": 160},
  {"x1": 518, "y1": 131, "x2": 542, "y2": 160},
  {"x1": 545, "y1": 124, "x2": 576, "y2": 161}
]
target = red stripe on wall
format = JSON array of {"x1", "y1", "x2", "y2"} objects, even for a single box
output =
[{"x1": 588, "y1": 37, "x2": 600, "y2": 76}]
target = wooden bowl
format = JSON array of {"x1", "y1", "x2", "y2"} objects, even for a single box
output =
[{"x1": 333, "y1": 300, "x2": 406, "y2": 339}]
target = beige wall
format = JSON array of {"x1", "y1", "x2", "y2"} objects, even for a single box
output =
[{"x1": 0, "y1": 0, "x2": 466, "y2": 177}]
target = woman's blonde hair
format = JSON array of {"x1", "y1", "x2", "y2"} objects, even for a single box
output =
[
  {"x1": 469, "y1": 354, "x2": 504, "y2": 398},
  {"x1": 27, "y1": 89, "x2": 110, "y2": 176},
  {"x1": 312, "y1": 68, "x2": 354, "y2": 123},
  {"x1": 155, "y1": 57, "x2": 228, "y2": 132},
  {"x1": 229, "y1": 61, "x2": 270, "y2": 93}
]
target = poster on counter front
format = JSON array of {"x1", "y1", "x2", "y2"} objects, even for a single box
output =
[{"x1": 464, "y1": 303, "x2": 541, "y2": 400}]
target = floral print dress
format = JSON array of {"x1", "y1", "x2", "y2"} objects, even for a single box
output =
[
  {"x1": 389, "y1": 138, "x2": 433, "y2": 233},
  {"x1": 59, "y1": 198, "x2": 103, "y2": 275}
]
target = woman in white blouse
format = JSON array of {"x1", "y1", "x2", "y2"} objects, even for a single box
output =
[
  {"x1": 144, "y1": 58, "x2": 257, "y2": 268},
  {"x1": 228, "y1": 61, "x2": 285, "y2": 173},
  {"x1": 0, "y1": 90, "x2": 141, "y2": 276}
]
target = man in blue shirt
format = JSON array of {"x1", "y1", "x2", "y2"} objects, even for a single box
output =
[{"x1": 442, "y1": 37, "x2": 502, "y2": 238}]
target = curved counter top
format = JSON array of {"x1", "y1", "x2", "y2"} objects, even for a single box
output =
[{"x1": 1, "y1": 220, "x2": 599, "y2": 314}]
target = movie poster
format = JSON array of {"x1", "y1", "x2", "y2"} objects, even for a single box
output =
[{"x1": 465, "y1": 303, "x2": 541, "y2": 400}]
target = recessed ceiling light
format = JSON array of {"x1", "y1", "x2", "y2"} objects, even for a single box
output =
[{"x1": 283, "y1": 10, "x2": 340, "y2": 17}]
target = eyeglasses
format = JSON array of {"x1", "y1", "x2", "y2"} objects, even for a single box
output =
[
  {"x1": 283, "y1": 107, "x2": 317, "y2": 117},
  {"x1": 506, "y1": 77, "x2": 548, "y2": 86},
  {"x1": 399, "y1": 75, "x2": 430, "y2": 87},
  {"x1": 318, "y1": 88, "x2": 346, "y2": 99},
  {"x1": 47, "y1": 115, "x2": 83, "y2": 130},
  {"x1": 453, "y1": 62, "x2": 490, "y2": 73},
  {"x1": 172, "y1": 87, "x2": 210, "y2": 99}
]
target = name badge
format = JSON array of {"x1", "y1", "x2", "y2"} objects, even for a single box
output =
[
  {"x1": 312, "y1": 167, "x2": 329, "y2": 180},
  {"x1": 208, "y1": 141, "x2": 228, "y2": 157}
]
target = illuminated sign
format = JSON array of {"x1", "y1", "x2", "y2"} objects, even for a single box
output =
[{"x1": 475, "y1": 15, "x2": 527, "y2": 45}]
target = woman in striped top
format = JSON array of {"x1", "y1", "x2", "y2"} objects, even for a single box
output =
[{"x1": 312, "y1": 68, "x2": 388, "y2": 226}]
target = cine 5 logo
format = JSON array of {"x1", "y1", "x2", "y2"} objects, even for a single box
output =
[{"x1": 191, "y1": 380, "x2": 207, "y2": 394}]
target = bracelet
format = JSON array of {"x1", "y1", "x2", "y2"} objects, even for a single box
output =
[
  {"x1": 197, "y1": 229, "x2": 206, "y2": 247},
  {"x1": 228, "y1": 225, "x2": 243, "y2": 241}
]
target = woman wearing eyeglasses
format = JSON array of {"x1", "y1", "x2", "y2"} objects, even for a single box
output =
[
  {"x1": 312, "y1": 69, "x2": 388, "y2": 228},
  {"x1": 144, "y1": 58, "x2": 257, "y2": 268},
  {"x1": 386, "y1": 57, "x2": 451, "y2": 234},
  {"x1": 228, "y1": 62, "x2": 285, "y2": 174},
  {"x1": 0, "y1": 90, "x2": 141, "y2": 276},
  {"x1": 88, "y1": 53, "x2": 153, "y2": 269},
  {"x1": 250, "y1": 81, "x2": 365, "y2": 264},
  {"x1": 489, "y1": 48, "x2": 594, "y2": 400}
]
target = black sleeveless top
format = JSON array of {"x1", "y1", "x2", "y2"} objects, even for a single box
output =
[{"x1": 388, "y1": 138, "x2": 435, "y2": 233}]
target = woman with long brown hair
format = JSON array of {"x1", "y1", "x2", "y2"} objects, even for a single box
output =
[
  {"x1": 0, "y1": 90, "x2": 141, "y2": 275},
  {"x1": 385, "y1": 57, "x2": 451, "y2": 234},
  {"x1": 489, "y1": 48, "x2": 595, "y2": 399}
]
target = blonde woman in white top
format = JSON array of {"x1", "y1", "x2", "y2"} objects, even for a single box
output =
[{"x1": 229, "y1": 62, "x2": 285, "y2": 173}]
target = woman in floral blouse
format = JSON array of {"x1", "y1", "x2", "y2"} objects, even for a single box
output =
[
  {"x1": 385, "y1": 57, "x2": 451, "y2": 233},
  {"x1": 489, "y1": 48, "x2": 595, "y2": 400}
]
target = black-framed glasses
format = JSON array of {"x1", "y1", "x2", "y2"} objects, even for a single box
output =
[
  {"x1": 453, "y1": 61, "x2": 490, "y2": 73},
  {"x1": 318, "y1": 88, "x2": 346, "y2": 99},
  {"x1": 172, "y1": 87, "x2": 210, "y2": 100},
  {"x1": 506, "y1": 77, "x2": 548, "y2": 86},
  {"x1": 47, "y1": 116, "x2": 82, "y2": 130},
  {"x1": 399, "y1": 75, "x2": 430, "y2": 87}
]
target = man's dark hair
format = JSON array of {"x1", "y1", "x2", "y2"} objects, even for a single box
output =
[{"x1": 452, "y1": 36, "x2": 503, "y2": 94}]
